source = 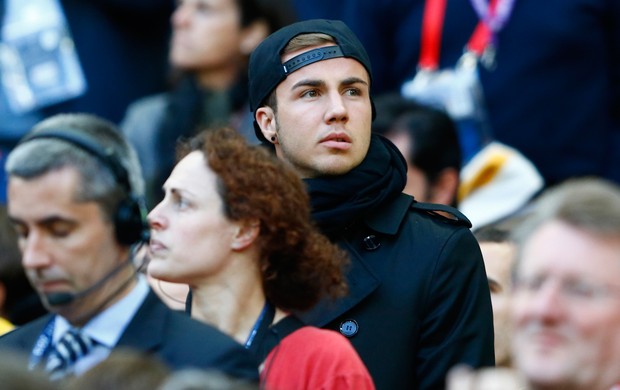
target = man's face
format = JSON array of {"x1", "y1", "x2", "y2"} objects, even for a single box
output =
[
  {"x1": 256, "y1": 45, "x2": 373, "y2": 178},
  {"x1": 7, "y1": 167, "x2": 125, "y2": 321},
  {"x1": 480, "y1": 240, "x2": 516, "y2": 367},
  {"x1": 511, "y1": 220, "x2": 620, "y2": 389},
  {"x1": 385, "y1": 131, "x2": 430, "y2": 201}
]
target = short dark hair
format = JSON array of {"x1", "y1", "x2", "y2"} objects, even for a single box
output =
[{"x1": 374, "y1": 94, "x2": 462, "y2": 185}]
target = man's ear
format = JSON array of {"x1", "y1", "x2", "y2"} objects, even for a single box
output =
[
  {"x1": 429, "y1": 167, "x2": 460, "y2": 206},
  {"x1": 255, "y1": 107, "x2": 277, "y2": 144},
  {"x1": 231, "y1": 219, "x2": 260, "y2": 251}
]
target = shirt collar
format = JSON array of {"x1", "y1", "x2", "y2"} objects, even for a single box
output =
[{"x1": 54, "y1": 275, "x2": 150, "y2": 347}]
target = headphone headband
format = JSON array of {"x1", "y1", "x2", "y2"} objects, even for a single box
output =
[
  {"x1": 19, "y1": 128, "x2": 149, "y2": 245},
  {"x1": 20, "y1": 129, "x2": 133, "y2": 195}
]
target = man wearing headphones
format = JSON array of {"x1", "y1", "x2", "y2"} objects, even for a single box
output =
[{"x1": 0, "y1": 113, "x2": 259, "y2": 382}]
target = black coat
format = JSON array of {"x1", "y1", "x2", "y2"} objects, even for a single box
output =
[
  {"x1": 300, "y1": 194, "x2": 495, "y2": 390},
  {"x1": 0, "y1": 290, "x2": 259, "y2": 381}
]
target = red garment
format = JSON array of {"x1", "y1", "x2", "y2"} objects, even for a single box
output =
[{"x1": 261, "y1": 327, "x2": 375, "y2": 390}]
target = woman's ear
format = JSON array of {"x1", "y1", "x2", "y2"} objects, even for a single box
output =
[
  {"x1": 231, "y1": 219, "x2": 260, "y2": 250},
  {"x1": 240, "y1": 19, "x2": 269, "y2": 55}
]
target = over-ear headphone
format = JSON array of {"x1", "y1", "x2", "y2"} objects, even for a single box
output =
[{"x1": 19, "y1": 129, "x2": 150, "y2": 246}]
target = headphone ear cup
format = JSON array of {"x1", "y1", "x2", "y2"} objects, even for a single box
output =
[{"x1": 114, "y1": 196, "x2": 150, "y2": 246}]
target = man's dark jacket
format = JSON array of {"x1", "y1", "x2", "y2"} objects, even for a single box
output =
[
  {"x1": 300, "y1": 135, "x2": 494, "y2": 389},
  {"x1": 0, "y1": 290, "x2": 259, "y2": 381}
]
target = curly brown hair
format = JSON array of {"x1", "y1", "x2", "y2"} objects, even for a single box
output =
[{"x1": 177, "y1": 127, "x2": 348, "y2": 312}]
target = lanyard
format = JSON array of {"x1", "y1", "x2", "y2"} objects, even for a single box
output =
[
  {"x1": 418, "y1": 0, "x2": 510, "y2": 70},
  {"x1": 244, "y1": 302, "x2": 272, "y2": 349},
  {"x1": 29, "y1": 316, "x2": 56, "y2": 369}
]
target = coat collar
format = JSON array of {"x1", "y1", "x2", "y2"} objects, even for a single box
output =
[
  {"x1": 115, "y1": 290, "x2": 167, "y2": 352},
  {"x1": 364, "y1": 192, "x2": 414, "y2": 235}
]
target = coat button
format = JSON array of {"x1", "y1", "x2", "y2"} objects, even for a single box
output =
[
  {"x1": 339, "y1": 319, "x2": 359, "y2": 337},
  {"x1": 362, "y1": 235, "x2": 381, "y2": 251}
]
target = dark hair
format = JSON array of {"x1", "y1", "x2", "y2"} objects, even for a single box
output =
[
  {"x1": 374, "y1": 94, "x2": 462, "y2": 185},
  {"x1": 239, "y1": 0, "x2": 296, "y2": 32},
  {"x1": 178, "y1": 127, "x2": 348, "y2": 311}
]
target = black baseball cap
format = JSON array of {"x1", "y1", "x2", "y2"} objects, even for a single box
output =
[{"x1": 248, "y1": 19, "x2": 375, "y2": 143}]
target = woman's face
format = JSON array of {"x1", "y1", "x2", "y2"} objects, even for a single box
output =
[{"x1": 147, "y1": 151, "x2": 240, "y2": 284}]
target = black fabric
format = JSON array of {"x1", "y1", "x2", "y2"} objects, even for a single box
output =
[
  {"x1": 248, "y1": 19, "x2": 373, "y2": 114},
  {"x1": 254, "y1": 315, "x2": 305, "y2": 365},
  {"x1": 304, "y1": 134, "x2": 407, "y2": 237}
]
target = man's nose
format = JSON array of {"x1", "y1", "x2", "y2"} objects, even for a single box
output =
[
  {"x1": 21, "y1": 231, "x2": 52, "y2": 269},
  {"x1": 325, "y1": 92, "x2": 348, "y2": 123}
]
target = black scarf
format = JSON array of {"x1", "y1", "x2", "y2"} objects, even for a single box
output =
[{"x1": 304, "y1": 134, "x2": 407, "y2": 237}]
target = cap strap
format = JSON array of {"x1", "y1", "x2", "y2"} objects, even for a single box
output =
[{"x1": 282, "y1": 46, "x2": 344, "y2": 74}]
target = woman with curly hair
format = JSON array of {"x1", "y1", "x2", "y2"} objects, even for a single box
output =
[{"x1": 147, "y1": 127, "x2": 374, "y2": 389}]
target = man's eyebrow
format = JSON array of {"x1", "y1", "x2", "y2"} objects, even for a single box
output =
[
  {"x1": 341, "y1": 77, "x2": 369, "y2": 87},
  {"x1": 8, "y1": 216, "x2": 23, "y2": 227},
  {"x1": 9, "y1": 215, "x2": 75, "y2": 227},
  {"x1": 291, "y1": 77, "x2": 369, "y2": 91},
  {"x1": 291, "y1": 79, "x2": 326, "y2": 90}
]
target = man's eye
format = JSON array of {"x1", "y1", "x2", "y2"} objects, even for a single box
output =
[
  {"x1": 49, "y1": 223, "x2": 72, "y2": 238},
  {"x1": 563, "y1": 281, "x2": 600, "y2": 299},
  {"x1": 344, "y1": 88, "x2": 361, "y2": 96},
  {"x1": 13, "y1": 224, "x2": 28, "y2": 239},
  {"x1": 301, "y1": 90, "x2": 318, "y2": 98}
]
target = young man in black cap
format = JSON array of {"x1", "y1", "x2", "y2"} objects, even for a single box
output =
[{"x1": 249, "y1": 19, "x2": 494, "y2": 389}]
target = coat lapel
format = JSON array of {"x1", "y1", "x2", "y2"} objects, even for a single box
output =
[
  {"x1": 299, "y1": 194, "x2": 414, "y2": 327},
  {"x1": 298, "y1": 246, "x2": 381, "y2": 327},
  {"x1": 115, "y1": 290, "x2": 166, "y2": 352}
]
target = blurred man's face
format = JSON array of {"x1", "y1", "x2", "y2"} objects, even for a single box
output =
[
  {"x1": 384, "y1": 131, "x2": 430, "y2": 201},
  {"x1": 511, "y1": 220, "x2": 620, "y2": 390},
  {"x1": 480, "y1": 240, "x2": 515, "y2": 367}
]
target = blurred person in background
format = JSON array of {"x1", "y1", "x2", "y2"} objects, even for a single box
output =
[
  {"x1": 474, "y1": 224, "x2": 516, "y2": 368},
  {"x1": 448, "y1": 177, "x2": 620, "y2": 390},
  {"x1": 0, "y1": 0, "x2": 176, "y2": 203},
  {"x1": 373, "y1": 93, "x2": 461, "y2": 206},
  {"x1": 121, "y1": 0, "x2": 296, "y2": 209}
]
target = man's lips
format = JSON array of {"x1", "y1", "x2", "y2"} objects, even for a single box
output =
[
  {"x1": 320, "y1": 133, "x2": 352, "y2": 150},
  {"x1": 525, "y1": 330, "x2": 568, "y2": 352},
  {"x1": 35, "y1": 279, "x2": 71, "y2": 293}
]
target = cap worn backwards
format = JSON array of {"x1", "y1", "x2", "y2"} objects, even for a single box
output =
[{"x1": 248, "y1": 19, "x2": 375, "y2": 143}]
